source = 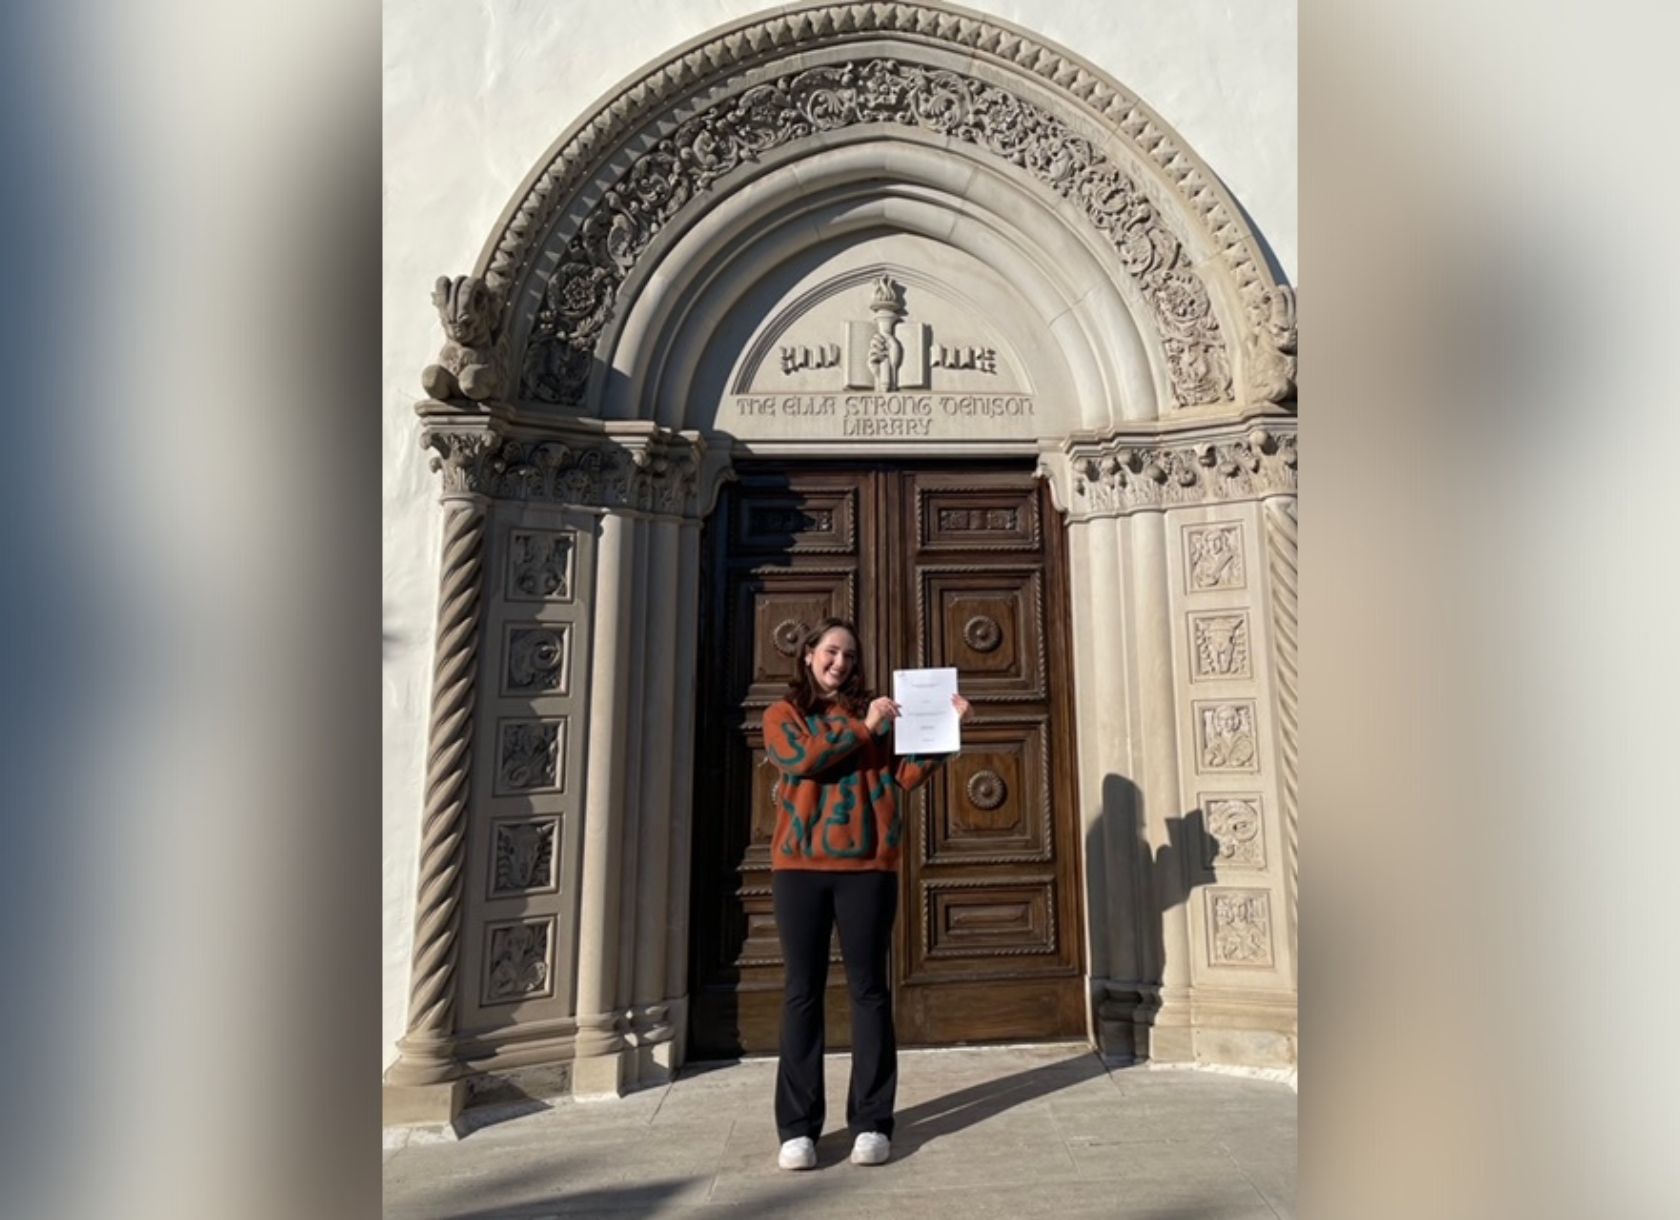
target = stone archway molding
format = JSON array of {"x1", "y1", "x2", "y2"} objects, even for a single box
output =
[{"x1": 421, "y1": 0, "x2": 1294, "y2": 417}]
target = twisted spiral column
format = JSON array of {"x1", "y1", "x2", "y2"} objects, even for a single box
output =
[
  {"x1": 1263, "y1": 495, "x2": 1299, "y2": 977},
  {"x1": 388, "y1": 494, "x2": 488, "y2": 1085}
]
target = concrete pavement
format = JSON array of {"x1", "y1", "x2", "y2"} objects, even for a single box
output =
[{"x1": 383, "y1": 1044, "x2": 1296, "y2": 1219}]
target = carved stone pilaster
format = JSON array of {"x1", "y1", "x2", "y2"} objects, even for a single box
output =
[
  {"x1": 388, "y1": 489, "x2": 489, "y2": 1086},
  {"x1": 1055, "y1": 423, "x2": 1297, "y2": 519},
  {"x1": 1262, "y1": 495, "x2": 1299, "y2": 972}
]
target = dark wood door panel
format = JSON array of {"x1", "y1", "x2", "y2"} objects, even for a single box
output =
[
  {"x1": 691, "y1": 464, "x2": 1083, "y2": 1057},
  {"x1": 917, "y1": 567, "x2": 1047, "y2": 698},
  {"x1": 922, "y1": 719, "x2": 1054, "y2": 866},
  {"x1": 727, "y1": 571, "x2": 857, "y2": 707}
]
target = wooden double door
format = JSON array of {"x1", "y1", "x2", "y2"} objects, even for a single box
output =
[{"x1": 688, "y1": 463, "x2": 1086, "y2": 1057}]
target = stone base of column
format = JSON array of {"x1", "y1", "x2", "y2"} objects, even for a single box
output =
[
  {"x1": 572, "y1": 1047, "x2": 636, "y2": 1099},
  {"x1": 1186, "y1": 986, "x2": 1297, "y2": 1068},
  {"x1": 382, "y1": 1079, "x2": 467, "y2": 1127},
  {"x1": 1098, "y1": 979, "x2": 1297, "y2": 1068}
]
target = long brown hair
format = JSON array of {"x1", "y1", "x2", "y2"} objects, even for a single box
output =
[{"x1": 784, "y1": 617, "x2": 871, "y2": 716}]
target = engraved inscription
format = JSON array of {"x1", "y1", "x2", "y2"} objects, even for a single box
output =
[
  {"x1": 1191, "y1": 611, "x2": 1252, "y2": 680},
  {"x1": 1186, "y1": 524, "x2": 1246, "y2": 591},
  {"x1": 1208, "y1": 888, "x2": 1274, "y2": 967},
  {"x1": 1197, "y1": 702, "x2": 1258, "y2": 771}
]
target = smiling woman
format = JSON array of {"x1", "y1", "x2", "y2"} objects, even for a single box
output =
[{"x1": 763, "y1": 616, "x2": 971, "y2": 1169}]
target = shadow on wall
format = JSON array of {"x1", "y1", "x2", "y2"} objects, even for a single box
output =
[{"x1": 1090, "y1": 773, "x2": 1221, "y2": 1059}]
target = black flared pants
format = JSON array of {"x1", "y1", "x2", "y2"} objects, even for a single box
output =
[{"x1": 772, "y1": 868, "x2": 898, "y2": 1141}]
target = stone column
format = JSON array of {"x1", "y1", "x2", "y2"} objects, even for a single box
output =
[
  {"x1": 572, "y1": 508, "x2": 634, "y2": 1096},
  {"x1": 1129, "y1": 510, "x2": 1195, "y2": 1061},
  {"x1": 629, "y1": 516, "x2": 682, "y2": 1082},
  {"x1": 1262, "y1": 494, "x2": 1299, "y2": 980},
  {"x1": 384, "y1": 431, "x2": 497, "y2": 1124}
]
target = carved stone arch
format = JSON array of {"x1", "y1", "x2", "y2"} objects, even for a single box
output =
[{"x1": 448, "y1": 0, "x2": 1295, "y2": 422}]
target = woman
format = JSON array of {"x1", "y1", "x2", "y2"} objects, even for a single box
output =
[{"x1": 762, "y1": 617, "x2": 972, "y2": 1171}]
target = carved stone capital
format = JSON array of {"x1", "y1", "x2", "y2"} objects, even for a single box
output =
[
  {"x1": 419, "y1": 414, "x2": 711, "y2": 517},
  {"x1": 1053, "y1": 423, "x2": 1297, "y2": 518}
]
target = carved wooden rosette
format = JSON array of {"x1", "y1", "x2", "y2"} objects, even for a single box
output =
[
  {"x1": 389, "y1": 481, "x2": 490, "y2": 1085},
  {"x1": 1262, "y1": 495, "x2": 1299, "y2": 973}
]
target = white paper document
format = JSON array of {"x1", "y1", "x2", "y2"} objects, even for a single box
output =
[{"x1": 891, "y1": 667, "x2": 961, "y2": 755}]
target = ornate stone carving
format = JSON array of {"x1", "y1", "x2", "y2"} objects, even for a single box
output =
[
  {"x1": 1196, "y1": 701, "x2": 1258, "y2": 772},
  {"x1": 966, "y1": 770, "x2": 1008, "y2": 811},
  {"x1": 1202, "y1": 796, "x2": 1265, "y2": 869},
  {"x1": 1068, "y1": 426, "x2": 1296, "y2": 516},
  {"x1": 963, "y1": 614, "x2": 1004, "y2": 653},
  {"x1": 507, "y1": 529, "x2": 574, "y2": 601},
  {"x1": 421, "y1": 427, "x2": 702, "y2": 514},
  {"x1": 497, "y1": 720, "x2": 563, "y2": 793},
  {"x1": 505, "y1": 627, "x2": 570, "y2": 695},
  {"x1": 484, "y1": 920, "x2": 553, "y2": 1003},
  {"x1": 522, "y1": 58, "x2": 1231, "y2": 408},
  {"x1": 483, "y1": 4, "x2": 1294, "y2": 409},
  {"x1": 422, "y1": 275, "x2": 503, "y2": 402},
  {"x1": 1185, "y1": 523, "x2": 1246, "y2": 591},
  {"x1": 492, "y1": 819, "x2": 558, "y2": 895},
  {"x1": 1190, "y1": 611, "x2": 1251, "y2": 680},
  {"x1": 387, "y1": 496, "x2": 487, "y2": 1086},
  {"x1": 1246, "y1": 285, "x2": 1297, "y2": 405},
  {"x1": 1207, "y1": 888, "x2": 1274, "y2": 967}
]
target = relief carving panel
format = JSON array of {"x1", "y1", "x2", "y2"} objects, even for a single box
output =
[
  {"x1": 490, "y1": 817, "x2": 560, "y2": 896},
  {"x1": 1195, "y1": 701, "x2": 1259, "y2": 773},
  {"x1": 1200, "y1": 795, "x2": 1266, "y2": 870},
  {"x1": 495, "y1": 718, "x2": 565, "y2": 795},
  {"x1": 483, "y1": 918, "x2": 555, "y2": 1004},
  {"x1": 1190, "y1": 610, "x2": 1252, "y2": 681},
  {"x1": 1206, "y1": 888, "x2": 1275, "y2": 968},
  {"x1": 506, "y1": 529, "x2": 575, "y2": 601},
  {"x1": 1184, "y1": 523, "x2": 1246, "y2": 591},
  {"x1": 503, "y1": 624, "x2": 572, "y2": 696}
]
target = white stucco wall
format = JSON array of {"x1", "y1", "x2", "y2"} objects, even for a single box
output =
[{"x1": 381, "y1": 0, "x2": 1296, "y2": 1070}]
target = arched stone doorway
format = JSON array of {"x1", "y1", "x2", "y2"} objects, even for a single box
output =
[{"x1": 385, "y1": 0, "x2": 1297, "y2": 1123}]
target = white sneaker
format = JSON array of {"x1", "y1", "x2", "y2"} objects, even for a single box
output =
[
  {"x1": 778, "y1": 1136, "x2": 816, "y2": 1171},
  {"x1": 850, "y1": 1131, "x2": 890, "y2": 1165}
]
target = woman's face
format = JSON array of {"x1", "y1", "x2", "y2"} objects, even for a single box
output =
[{"x1": 804, "y1": 627, "x2": 859, "y2": 695}]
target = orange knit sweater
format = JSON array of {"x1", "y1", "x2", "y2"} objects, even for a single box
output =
[{"x1": 762, "y1": 698, "x2": 947, "y2": 871}]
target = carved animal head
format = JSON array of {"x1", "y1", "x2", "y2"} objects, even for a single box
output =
[{"x1": 432, "y1": 275, "x2": 497, "y2": 349}]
